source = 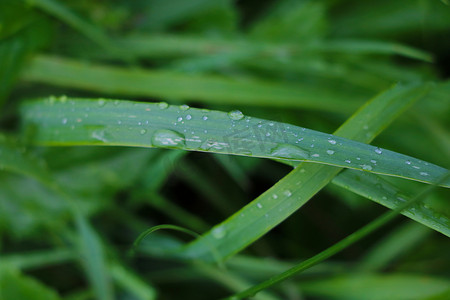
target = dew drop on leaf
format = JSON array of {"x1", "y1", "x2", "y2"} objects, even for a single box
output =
[
  {"x1": 361, "y1": 164, "x2": 373, "y2": 171},
  {"x1": 158, "y1": 102, "x2": 169, "y2": 109},
  {"x1": 283, "y1": 190, "x2": 292, "y2": 197},
  {"x1": 97, "y1": 99, "x2": 106, "y2": 107},
  {"x1": 180, "y1": 104, "x2": 190, "y2": 111},
  {"x1": 228, "y1": 110, "x2": 244, "y2": 121},
  {"x1": 211, "y1": 226, "x2": 226, "y2": 239},
  {"x1": 270, "y1": 144, "x2": 309, "y2": 159},
  {"x1": 151, "y1": 129, "x2": 186, "y2": 148},
  {"x1": 375, "y1": 147, "x2": 382, "y2": 154}
]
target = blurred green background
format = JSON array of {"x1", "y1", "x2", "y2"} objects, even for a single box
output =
[{"x1": 0, "y1": 0, "x2": 449, "y2": 299}]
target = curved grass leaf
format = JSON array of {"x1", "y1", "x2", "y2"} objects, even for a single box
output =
[
  {"x1": 22, "y1": 55, "x2": 363, "y2": 113},
  {"x1": 20, "y1": 95, "x2": 449, "y2": 187}
]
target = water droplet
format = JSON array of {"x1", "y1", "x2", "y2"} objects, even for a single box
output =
[
  {"x1": 257, "y1": 203, "x2": 263, "y2": 209},
  {"x1": 328, "y1": 139, "x2": 337, "y2": 145},
  {"x1": 345, "y1": 159, "x2": 351, "y2": 164},
  {"x1": 283, "y1": 190, "x2": 292, "y2": 197},
  {"x1": 211, "y1": 226, "x2": 226, "y2": 239},
  {"x1": 420, "y1": 172, "x2": 429, "y2": 176},
  {"x1": 270, "y1": 144, "x2": 309, "y2": 159},
  {"x1": 151, "y1": 129, "x2": 186, "y2": 148},
  {"x1": 177, "y1": 117, "x2": 183, "y2": 122},
  {"x1": 186, "y1": 114, "x2": 192, "y2": 120},
  {"x1": 180, "y1": 104, "x2": 190, "y2": 111},
  {"x1": 374, "y1": 147, "x2": 382, "y2": 154},
  {"x1": 370, "y1": 159, "x2": 377, "y2": 164},
  {"x1": 326, "y1": 150, "x2": 335, "y2": 155},
  {"x1": 266, "y1": 132, "x2": 271, "y2": 137},
  {"x1": 91, "y1": 130, "x2": 108, "y2": 142},
  {"x1": 202, "y1": 116, "x2": 208, "y2": 121},
  {"x1": 268, "y1": 122, "x2": 274, "y2": 126},
  {"x1": 228, "y1": 110, "x2": 244, "y2": 121},
  {"x1": 140, "y1": 129, "x2": 147, "y2": 135},
  {"x1": 405, "y1": 160, "x2": 411, "y2": 165},
  {"x1": 97, "y1": 99, "x2": 106, "y2": 107},
  {"x1": 361, "y1": 164, "x2": 373, "y2": 171},
  {"x1": 158, "y1": 102, "x2": 169, "y2": 109},
  {"x1": 272, "y1": 194, "x2": 278, "y2": 199},
  {"x1": 311, "y1": 154, "x2": 320, "y2": 157},
  {"x1": 61, "y1": 118, "x2": 68, "y2": 124}
]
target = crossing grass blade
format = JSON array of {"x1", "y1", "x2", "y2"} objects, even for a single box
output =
[
  {"x1": 176, "y1": 82, "x2": 443, "y2": 262},
  {"x1": 20, "y1": 90, "x2": 449, "y2": 188}
]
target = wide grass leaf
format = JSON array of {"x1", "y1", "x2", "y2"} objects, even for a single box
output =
[{"x1": 20, "y1": 92, "x2": 449, "y2": 187}]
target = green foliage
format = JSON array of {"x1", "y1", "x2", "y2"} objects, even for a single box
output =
[{"x1": 1, "y1": 0, "x2": 449, "y2": 299}]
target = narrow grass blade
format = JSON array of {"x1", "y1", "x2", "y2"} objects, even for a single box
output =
[
  {"x1": 0, "y1": 249, "x2": 74, "y2": 270},
  {"x1": 299, "y1": 274, "x2": 450, "y2": 300},
  {"x1": 110, "y1": 263, "x2": 157, "y2": 300},
  {"x1": 358, "y1": 222, "x2": 431, "y2": 271},
  {"x1": 309, "y1": 40, "x2": 433, "y2": 62},
  {"x1": 22, "y1": 55, "x2": 362, "y2": 112},
  {"x1": 333, "y1": 169, "x2": 450, "y2": 237},
  {"x1": 20, "y1": 93, "x2": 449, "y2": 187},
  {"x1": 28, "y1": 0, "x2": 127, "y2": 59},
  {"x1": 75, "y1": 213, "x2": 114, "y2": 300}
]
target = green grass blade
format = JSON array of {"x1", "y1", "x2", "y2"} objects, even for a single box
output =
[
  {"x1": 28, "y1": 0, "x2": 126, "y2": 58},
  {"x1": 75, "y1": 213, "x2": 114, "y2": 300},
  {"x1": 358, "y1": 222, "x2": 431, "y2": 271},
  {"x1": 309, "y1": 39, "x2": 433, "y2": 62},
  {"x1": 299, "y1": 274, "x2": 450, "y2": 300},
  {"x1": 21, "y1": 55, "x2": 362, "y2": 112},
  {"x1": 333, "y1": 170, "x2": 450, "y2": 237},
  {"x1": 109, "y1": 263, "x2": 157, "y2": 300},
  {"x1": 0, "y1": 267, "x2": 62, "y2": 300},
  {"x1": 0, "y1": 134, "x2": 53, "y2": 186},
  {"x1": 20, "y1": 93, "x2": 449, "y2": 187}
]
